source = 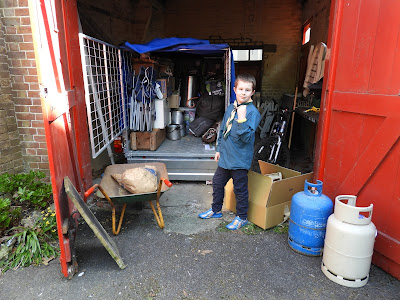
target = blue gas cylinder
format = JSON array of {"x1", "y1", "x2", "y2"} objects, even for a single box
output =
[{"x1": 288, "y1": 180, "x2": 333, "y2": 256}]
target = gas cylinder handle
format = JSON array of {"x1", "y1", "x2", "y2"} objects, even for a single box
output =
[
  {"x1": 335, "y1": 195, "x2": 357, "y2": 207},
  {"x1": 304, "y1": 180, "x2": 323, "y2": 196},
  {"x1": 334, "y1": 195, "x2": 373, "y2": 224}
]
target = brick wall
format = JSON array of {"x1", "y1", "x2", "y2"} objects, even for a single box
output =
[
  {"x1": 0, "y1": 16, "x2": 23, "y2": 174},
  {"x1": 0, "y1": 0, "x2": 49, "y2": 176}
]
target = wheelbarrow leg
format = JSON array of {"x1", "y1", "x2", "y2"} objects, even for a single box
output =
[
  {"x1": 97, "y1": 185, "x2": 127, "y2": 235},
  {"x1": 85, "y1": 184, "x2": 127, "y2": 235},
  {"x1": 112, "y1": 203, "x2": 127, "y2": 235},
  {"x1": 149, "y1": 179, "x2": 164, "y2": 229}
]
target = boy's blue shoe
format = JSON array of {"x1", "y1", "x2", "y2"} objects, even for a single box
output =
[
  {"x1": 198, "y1": 208, "x2": 222, "y2": 219},
  {"x1": 226, "y1": 216, "x2": 248, "y2": 230}
]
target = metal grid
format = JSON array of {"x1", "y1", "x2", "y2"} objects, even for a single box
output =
[{"x1": 79, "y1": 34, "x2": 127, "y2": 158}]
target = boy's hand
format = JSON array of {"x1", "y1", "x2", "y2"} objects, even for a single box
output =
[
  {"x1": 237, "y1": 105, "x2": 247, "y2": 120},
  {"x1": 215, "y1": 152, "x2": 220, "y2": 162}
]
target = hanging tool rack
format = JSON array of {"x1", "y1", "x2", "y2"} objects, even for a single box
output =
[{"x1": 129, "y1": 66, "x2": 157, "y2": 132}]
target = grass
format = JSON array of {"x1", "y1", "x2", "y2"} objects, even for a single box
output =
[
  {"x1": 217, "y1": 220, "x2": 289, "y2": 235},
  {"x1": 242, "y1": 222, "x2": 264, "y2": 235},
  {"x1": 273, "y1": 222, "x2": 289, "y2": 234},
  {"x1": 216, "y1": 221, "x2": 264, "y2": 234},
  {"x1": 216, "y1": 221, "x2": 230, "y2": 232}
]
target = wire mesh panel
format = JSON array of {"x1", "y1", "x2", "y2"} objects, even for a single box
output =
[{"x1": 79, "y1": 34, "x2": 127, "y2": 158}]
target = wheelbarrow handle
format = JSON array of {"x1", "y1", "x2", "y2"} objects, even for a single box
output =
[
  {"x1": 84, "y1": 184, "x2": 99, "y2": 202},
  {"x1": 161, "y1": 178, "x2": 172, "y2": 187},
  {"x1": 83, "y1": 183, "x2": 125, "y2": 235},
  {"x1": 84, "y1": 184, "x2": 114, "y2": 207}
]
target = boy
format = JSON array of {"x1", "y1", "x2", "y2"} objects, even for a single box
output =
[{"x1": 199, "y1": 73, "x2": 261, "y2": 230}]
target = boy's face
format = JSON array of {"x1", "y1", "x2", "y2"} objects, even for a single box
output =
[{"x1": 234, "y1": 80, "x2": 255, "y2": 104}]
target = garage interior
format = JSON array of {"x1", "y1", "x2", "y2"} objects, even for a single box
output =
[{"x1": 75, "y1": 0, "x2": 331, "y2": 177}]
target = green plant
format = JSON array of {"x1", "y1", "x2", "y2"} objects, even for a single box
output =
[
  {"x1": 216, "y1": 221, "x2": 230, "y2": 232},
  {"x1": 0, "y1": 197, "x2": 21, "y2": 233},
  {"x1": 2, "y1": 228, "x2": 45, "y2": 270},
  {"x1": 0, "y1": 173, "x2": 15, "y2": 195},
  {"x1": 242, "y1": 222, "x2": 264, "y2": 235},
  {"x1": 216, "y1": 221, "x2": 264, "y2": 234},
  {"x1": 273, "y1": 223, "x2": 289, "y2": 234},
  {"x1": 0, "y1": 207, "x2": 59, "y2": 273},
  {"x1": 38, "y1": 207, "x2": 58, "y2": 240},
  {"x1": 0, "y1": 197, "x2": 12, "y2": 229},
  {"x1": 0, "y1": 171, "x2": 53, "y2": 209}
]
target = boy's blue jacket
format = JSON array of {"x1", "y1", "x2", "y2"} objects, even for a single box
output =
[{"x1": 216, "y1": 102, "x2": 261, "y2": 170}]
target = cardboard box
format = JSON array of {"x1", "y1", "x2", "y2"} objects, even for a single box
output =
[
  {"x1": 167, "y1": 93, "x2": 180, "y2": 108},
  {"x1": 156, "y1": 77, "x2": 175, "y2": 99},
  {"x1": 153, "y1": 98, "x2": 170, "y2": 129},
  {"x1": 130, "y1": 129, "x2": 166, "y2": 151},
  {"x1": 224, "y1": 161, "x2": 313, "y2": 229}
]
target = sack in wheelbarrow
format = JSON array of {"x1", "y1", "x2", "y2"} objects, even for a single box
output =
[{"x1": 111, "y1": 165, "x2": 158, "y2": 194}]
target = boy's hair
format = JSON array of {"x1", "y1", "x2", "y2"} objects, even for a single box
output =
[{"x1": 235, "y1": 73, "x2": 256, "y2": 90}]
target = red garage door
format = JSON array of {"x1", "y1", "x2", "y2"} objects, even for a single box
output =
[
  {"x1": 315, "y1": 0, "x2": 400, "y2": 279},
  {"x1": 30, "y1": 0, "x2": 92, "y2": 277}
]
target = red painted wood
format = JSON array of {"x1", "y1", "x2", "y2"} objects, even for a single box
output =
[
  {"x1": 332, "y1": 93, "x2": 399, "y2": 117},
  {"x1": 313, "y1": 0, "x2": 344, "y2": 181},
  {"x1": 373, "y1": 251, "x2": 400, "y2": 279},
  {"x1": 30, "y1": 0, "x2": 92, "y2": 277},
  {"x1": 61, "y1": 0, "x2": 93, "y2": 189},
  {"x1": 368, "y1": 0, "x2": 400, "y2": 94},
  {"x1": 39, "y1": 0, "x2": 62, "y2": 93},
  {"x1": 315, "y1": 0, "x2": 400, "y2": 279}
]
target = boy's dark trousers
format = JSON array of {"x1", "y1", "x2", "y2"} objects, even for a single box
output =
[{"x1": 212, "y1": 166, "x2": 249, "y2": 220}]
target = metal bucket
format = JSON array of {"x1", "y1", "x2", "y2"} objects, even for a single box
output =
[
  {"x1": 171, "y1": 110, "x2": 184, "y2": 125},
  {"x1": 166, "y1": 124, "x2": 181, "y2": 140}
]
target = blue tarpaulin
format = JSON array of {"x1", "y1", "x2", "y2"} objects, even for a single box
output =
[{"x1": 123, "y1": 37, "x2": 236, "y2": 103}]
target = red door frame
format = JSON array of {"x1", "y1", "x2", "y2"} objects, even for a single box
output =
[
  {"x1": 29, "y1": 0, "x2": 92, "y2": 278},
  {"x1": 313, "y1": 0, "x2": 343, "y2": 181},
  {"x1": 314, "y1": 0, "x2": 400, "y2": 279}
]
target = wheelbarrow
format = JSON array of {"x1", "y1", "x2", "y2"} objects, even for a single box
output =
[{"x1": 84, "y1": 162, "x2": 172, "y2": 235}]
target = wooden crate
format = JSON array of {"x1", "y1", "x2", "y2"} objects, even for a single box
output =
[{"x1": 130, "y1": 129, "x2": 166, "y2": 151}]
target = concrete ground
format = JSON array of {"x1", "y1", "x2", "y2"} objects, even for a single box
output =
[{"x1": 0, "y1": 182, "x2": 399, "y2": 299}]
